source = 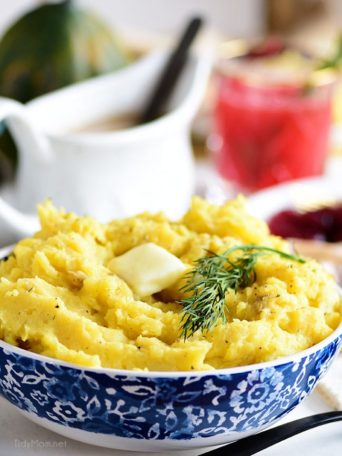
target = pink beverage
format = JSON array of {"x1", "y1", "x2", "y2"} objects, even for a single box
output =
[{"x1": 213, "y1": 45, "x2": 335, "y2": 192}]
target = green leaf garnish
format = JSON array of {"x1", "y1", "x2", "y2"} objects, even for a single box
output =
[
  {"x1": 179, "y1": 245, "x2": 305, "y2": 340},
  {"x1": 317, "y1": 34, "x2": 342, "y2": 71}
]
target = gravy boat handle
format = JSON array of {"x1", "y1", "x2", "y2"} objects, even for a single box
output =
[{"x1": 0, "y1": 97, "x2": 45, "y2": 236}]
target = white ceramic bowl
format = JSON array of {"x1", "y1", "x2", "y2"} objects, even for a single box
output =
[{"x1": 247, "y1": 176, "x2": 342, "y2": 221}]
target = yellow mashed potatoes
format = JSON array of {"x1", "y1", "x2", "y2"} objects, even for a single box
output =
[{"x1": 0, "y1": 197, "x2": 340, "y2": 371}]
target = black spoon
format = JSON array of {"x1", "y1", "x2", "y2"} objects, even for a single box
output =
[
  {"x1": 138, "y1": 16, "x2": 204, "y2": 124},
  {"x1": 201, "y1": 411, "x2": 342, "y2": 456}
]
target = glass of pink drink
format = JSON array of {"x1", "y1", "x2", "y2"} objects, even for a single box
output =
[{"x1": 213, "y1": 43, "x2": 336, "y2": 192}]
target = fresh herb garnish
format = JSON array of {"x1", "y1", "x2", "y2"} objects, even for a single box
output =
[
  {"x1": 317, "y1": 34, "x2": 342, "y2": 71},
  {"x1": 179, "y1": 245, "x2": 305, "y2": 340},
  {"x1": 303, "y1": 34, "x2": 342, "y2": 94}
]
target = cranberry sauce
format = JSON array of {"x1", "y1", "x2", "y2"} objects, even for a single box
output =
[{"x1": 268, "y1": 205, "x2": 342, "y2": 242}]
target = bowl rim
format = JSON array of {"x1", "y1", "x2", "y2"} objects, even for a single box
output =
[
  {"x1": 247, "y1": 175, "x2": 342, "y2": 221},
  {"x1": 0, "y1": 321, "x2": 341, "y2": 378}
]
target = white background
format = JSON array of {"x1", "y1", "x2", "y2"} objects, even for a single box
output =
[{"x1": 0, "y1": 0, "x2": 265, "y2": 37}]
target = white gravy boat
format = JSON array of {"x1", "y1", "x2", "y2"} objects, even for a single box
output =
[{"x1": 0, "y1": 50, "x2": 210, "y2": 243}]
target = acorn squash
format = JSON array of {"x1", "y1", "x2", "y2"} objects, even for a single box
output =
[
  {"x1": 0, "y1": 0, "x2": 130, "y2": 102},
  {"x1": 0, "y1": 0, "x2": 131, "y2": 172}
]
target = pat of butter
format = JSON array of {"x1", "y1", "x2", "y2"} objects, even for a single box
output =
[{"x1": 108, "y1": 243, "x2": 186, "y2": 297}]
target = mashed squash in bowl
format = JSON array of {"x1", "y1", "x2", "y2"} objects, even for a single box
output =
[{"x1": 0, "y1": 196, "x2": 340, "y2": 372}]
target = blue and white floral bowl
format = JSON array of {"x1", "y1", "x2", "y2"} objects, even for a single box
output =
[{"x1": 0, "y1": 325, "x2": 341, "y2": 452}]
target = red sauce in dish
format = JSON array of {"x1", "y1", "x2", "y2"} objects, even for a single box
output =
[{"x1": 268, "y1": 205, "x2": 342, "y2": 242}]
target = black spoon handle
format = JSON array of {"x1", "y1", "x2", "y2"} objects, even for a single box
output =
[
  {"x1": 202, "y1": 411, "x2": 342, "y2": 456},
  {"x1": 138, "y1": 16, "x2": 203, "y2": 124}
]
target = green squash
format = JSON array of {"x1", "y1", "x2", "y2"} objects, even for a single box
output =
[
  {"x1": 0, "y1": 0, "x2": 131, "y2": 171},
  {"x1": 0, "y1": 0, "x2": 130, "y2": 102}
]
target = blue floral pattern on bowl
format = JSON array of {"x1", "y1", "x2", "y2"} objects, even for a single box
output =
[{"x1": 0, "y1": 333, "x2": 341, "y2": 441}]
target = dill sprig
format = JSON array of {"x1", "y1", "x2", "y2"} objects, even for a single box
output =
[{"x1": 179, "y1": 245, "x2": 305, "y2": 340}]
